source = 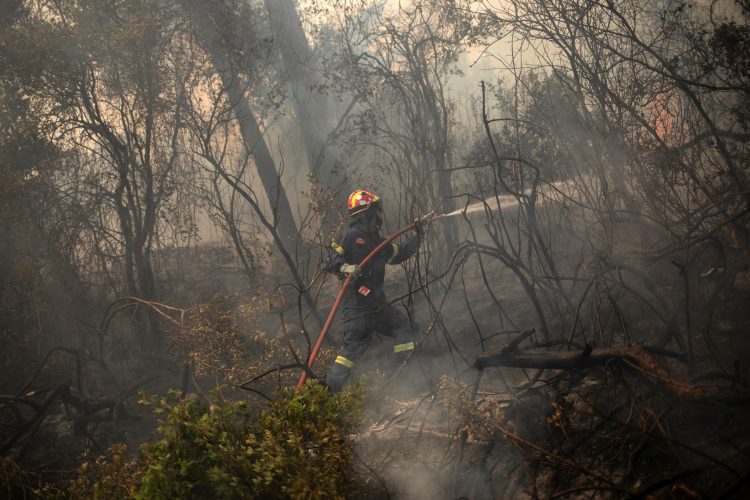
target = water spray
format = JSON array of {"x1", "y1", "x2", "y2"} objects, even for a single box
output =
[{"x1": 444, "y1": 192, "x2": 531, "y2": 217}]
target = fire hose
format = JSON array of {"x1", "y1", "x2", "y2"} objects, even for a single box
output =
[{"x1": 296, "y1": 211, "x2": 445, "y2": 389}]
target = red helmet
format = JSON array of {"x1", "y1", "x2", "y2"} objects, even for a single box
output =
[{"x1": 347, "y1": 189, "x2": 380, "y2": 216}]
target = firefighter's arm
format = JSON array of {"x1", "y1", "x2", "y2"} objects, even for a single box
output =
[
  {"x1": 387, "y1": 233, "x2": 420, "y2": 265},
  {"x1": 324, "y1": 240, "x2": 346, "y2": 274}
]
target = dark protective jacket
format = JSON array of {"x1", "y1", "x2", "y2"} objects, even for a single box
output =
[{"x1": 327, "y1": 215, "x2": 419, "y2": 309}]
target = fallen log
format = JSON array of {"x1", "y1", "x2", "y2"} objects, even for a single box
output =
[
  {"x1": 477, "y1": 344, "x2": 634, "y2": 371},
  {"x1": 475, "y1": 344, "x2": 702, "y2": 399},
  {"x1": 1, "y1": 382, "x2": 72, "y2": 457}
]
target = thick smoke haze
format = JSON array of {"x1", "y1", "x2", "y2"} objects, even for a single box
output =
[{"x1": 1, "y1": 0, "x2": 749, "y2": 497}]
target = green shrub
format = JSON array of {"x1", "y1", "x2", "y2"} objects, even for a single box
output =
[
  {"x1": 138, "y1": 382, "x2": 366, "y2": 499},
  {"x1": 63, "y1": 443, "x2": 142, "y2": 499}
]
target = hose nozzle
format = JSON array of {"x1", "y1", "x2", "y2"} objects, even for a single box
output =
[{"x1": 413, "y1": 210, "x2": 436, "y2": 228}]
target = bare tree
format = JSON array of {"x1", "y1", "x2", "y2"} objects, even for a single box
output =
[
  {"x1": 37, "y1": 1, "x2": 198, "y2": 350},
  {"x1": 263, "y1": 0, "x2": 353, "y2": 198},
  {"x1": 181, "y1": 0, "x2": 299, "y2": 255}
]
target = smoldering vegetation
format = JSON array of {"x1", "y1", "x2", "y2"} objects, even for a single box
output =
[{"x1": 1, "y1": 0, "x2": 750, "y2": 498}]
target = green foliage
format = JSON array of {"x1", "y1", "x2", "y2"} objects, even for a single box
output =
[
  {"x1": 0, "y1": 384, "x2": 366, "y2": 498},
  {"x1": 62, "y1": 443, "x2": 142, "y2": 500},
  {"x1": 138, "y1": 382, "x2": 366, "y2": 499}
]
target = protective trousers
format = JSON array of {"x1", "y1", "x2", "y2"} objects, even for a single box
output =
[{"x1": 325, "y1": 304, "x2": 415, "y2": 392}]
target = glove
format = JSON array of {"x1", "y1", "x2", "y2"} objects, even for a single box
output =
[
  {"x1": 339, "y1": 263, "x2": 362, "y2": 279},
  {"x1": 412, "y1": 211, "x2": 433, "y2": 245}
]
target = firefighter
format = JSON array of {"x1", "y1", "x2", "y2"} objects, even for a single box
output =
[{"x1": 325, "y1": 189, "x2": 422, "y2": 391}]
